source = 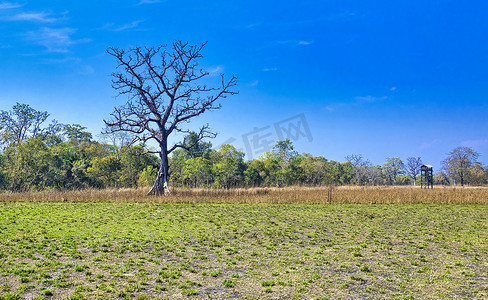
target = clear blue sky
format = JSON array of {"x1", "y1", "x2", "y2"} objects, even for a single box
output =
[{"x1": 1, "y1": 0, "x2": 487, "y2": 169}]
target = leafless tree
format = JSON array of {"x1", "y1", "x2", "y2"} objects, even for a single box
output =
[
  {"x1": 406, "y1": 156, "x2": 423, "y2": 186},
  {"x1": 364, "y1": 165, "x2": 382, "y2": 186},
  {"x1": 105, "y1": 41, "x2": 238, "y2": 195},
  {"x1": 99, "y1": 125, "x2": 138, "y2": 158},
  {"x1": 345, "y1": 154, "x2": 369, "y2": 167},
  {"x1": 345, "y1": 154, "x2": 371, "y2": 185}
]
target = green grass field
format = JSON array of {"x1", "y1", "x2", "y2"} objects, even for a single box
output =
[{"x1": 1, "y1": 202, "x2": 487, "y2": 299}]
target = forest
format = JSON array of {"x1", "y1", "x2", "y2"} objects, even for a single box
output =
[{"x1": 0, "y1": 103, "x2": 486, "y2": 192}]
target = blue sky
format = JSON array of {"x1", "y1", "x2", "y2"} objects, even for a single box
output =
[{"x1": 0, "y1": 0, "x2": 487, "y2": 169}]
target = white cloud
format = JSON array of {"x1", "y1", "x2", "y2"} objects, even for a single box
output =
[
  {"x1": 263, "y1": 67, "x2": 278, "y2": 72},
  {"x1": 324, "y1": 103, "x2": 346, "y2": 112},
  {"x1": 0, "y1": 2, "x2": 21, "y2": 9},
  {"x1": 207, "y1": 65, "x2": 224, "y2": 76},
  {"x1": 41, "y1": 56, "x2": 80, "y2": 64},
  {"x1": 245, "y1": 23, "x2": 260, "y2": 29},
  {"x1": 354, "y1": 95, "x2": 388, "y2": 103},
  {"x1": 7, "y1": 12, "x2": 61, "y2": 23},
  {"x1": 26, "y1": 27, "x2": 90, "y2": 53},
  {"x1": 298, "y1": 40, "x2": 313, "y2": 45},
  {"x1": 325, "y1": 95, "x2": 386, "y2": 112},
  {"x1": 277, "y1": 40, "x2": 314, "y2": 47},
  {"x1": 102, "y1": 20, "x2": 143, "y2": 32},
  {"x1": 390, "y1": 86, "x2": 397, "y2": 91},
  {"x1": 250, "y1": 80, "x2": 259, "y2": 87},
  {"x1": 138, "y1": 0, "x2": 162, "y2": 4},
  {"x1": 325, "y1": 105, "x2": 335, "y2": 112}
]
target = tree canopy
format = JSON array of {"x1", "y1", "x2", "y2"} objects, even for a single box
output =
[{"x1": 442, "y1": 147, "x2": 480, "y2": 186}]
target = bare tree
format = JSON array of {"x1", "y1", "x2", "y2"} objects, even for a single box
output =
[
  {"x1": 345, "y1": 154, "x2": 371, "y2": 185},
  {"x1": 364, "y1": 165, "x2": 382, "y2": 186},
  {"x1": 345, "y1": 154, "x2": 369, "y2": 167},
  {"x1": 105, "y1": 41, "x2": 238, "y2": 195},
  {"x1": 99, "y1": 125, "x2": 138, "y2": 158},
  {"x1": 406, "y1": 156, "x2": 423, "y2": 186}
]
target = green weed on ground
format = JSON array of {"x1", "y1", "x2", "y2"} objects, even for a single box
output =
[{"x1": 0, "y1": 202, "x2": 487, "y2": 299}]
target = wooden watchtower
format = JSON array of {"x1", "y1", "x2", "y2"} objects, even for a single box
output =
[{"x1": 420, "y1": 165, "x2": 433, "y2": 189}]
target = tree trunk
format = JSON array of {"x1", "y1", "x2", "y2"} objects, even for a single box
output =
[{"x1": 148, "y1": 144, "x2": 170, "y2": 195}]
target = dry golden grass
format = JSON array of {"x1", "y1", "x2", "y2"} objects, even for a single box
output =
[{"x1": 1, "y1": 185, "x2": 487, "y2": 204}]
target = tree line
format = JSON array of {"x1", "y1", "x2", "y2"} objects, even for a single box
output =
[
  {"x1": 0, "y1": 103, "x2": 486, "y2": 192},
  {"x1": 0, "y1": 103, "x2": 159, "y2": 191}
]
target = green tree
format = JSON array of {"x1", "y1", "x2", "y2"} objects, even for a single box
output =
[
  {"x1": 0, "y1": 153, "x2": 6, "y2": 189},
  {"x1": 87, "y1": 155, "x2": 121, "y2": 188},
  {"x1": 168, "y1": 148, "x2": 189, "y2": 187},
  {"x1": 324, "y1": 160, "x2": 353, "y2": 185},
  {"x1": 299, "y1": 154, "x2": 327, "y2": 185},
  {"x1": 272, "y1": 139, "x2": 297, "y2": 162},
  {"x1": 468, "y1": 163, "x2": 485, "y2": 185},
  {"x1": 0, "y1": 104, "x2": 162, "y2": 191},
  {"x1": 396, "y1": 175, "x2": 412, "y2": 185},
  {"x1": 118, "y1": 146, "x2": 159, "y2": 187},
  {"x1": 71, "y1": 159, "x2": 93, "y2": 188},
  {"x1": 259, "y1": 152, "x2": 280, "y2": 186},
  {"x1": 3, "y1": 137, "x2": 52, "y2": 191},
  {"x1": 442, "y1": 146, "x2": 480, "y2": 186},
  {"x1": 183, "y1": 157, "x2": 213, "y2": 188},
  {"x1": 212, "y1": 144, "x2": 245, "y2": 188},
  {"x1": 77, "y1": 141, "x2": 113, "y2": 161},
  {"x1": 63, "y1": 124, "x2": 93, "y2": 145},
  {"x1": 0, "y1": 103, "x2": 50, "y2": 146},
  {"x1": 168, "y1": 132, "x2": 212, "y2": 187},
  {"x1": 181, "y1": 131, "x2": 212, "y2": 159},
  {"x1": 434, "y1": 171, "x2": 450, "y2": 185},
  {"x1": 69, "y1": 141, "x2": 115, "y2": 188},
  {"x1": 138, "y1": 166, "x2": 158, "y2": 187},
  {"x1": 47, "y1": 141, "x2": 82, "y2": 189},
  {"x1": 283, "y1": 154, "x2": 304, "y2": 185},
  {"x1": 266, "y1": 139, "x2": 300, "y2": 186},
  {"x1": 244, "y1": 159, "x2": 265, "y2": 187},
  {"x1": 383, "y1": 157, "x2": 405, "y2": 186}
]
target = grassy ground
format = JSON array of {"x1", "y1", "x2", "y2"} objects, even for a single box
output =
[{"x1": 0, "y1": 199, "x2": 487, "y2": 299}]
